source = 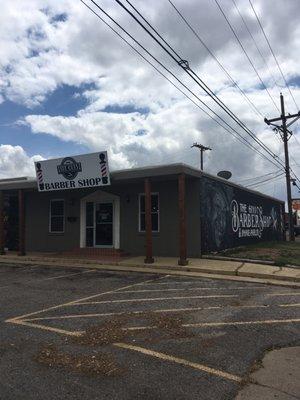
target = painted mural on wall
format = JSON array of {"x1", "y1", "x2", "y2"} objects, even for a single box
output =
[{"x1": 200, "y1": 177, "x2": 284, "y2": 252}]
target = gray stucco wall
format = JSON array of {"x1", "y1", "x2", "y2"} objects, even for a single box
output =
[
  {"x1": 25, "y1": 189, "x2": 81, "y2": 252},
  {"x1": 24, "y1": 177, "x2": 202, "y2": 257},
  {"x1": 119, "y1": 179, "x2": 201, "y2": 257}
]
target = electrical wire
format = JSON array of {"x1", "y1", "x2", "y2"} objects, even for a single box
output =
[
  {"x1": 166, "y1": 0, "x2": 264, "y2": 118},
  {"x1": 247, "y1": 176, "x2": 285, "y2": 189},
  {"x1": 81, "y1": 0, "x2": 300, "y2": 193},
  {"x1": 249, "y1": 0, "x2": 299, "y2": 112},
  {"x1": 80, "y1": 0, "x2": 284, "y2": 169},
  {"x1": 246, "y1": 171, "x2": 285, "y2": 188},
  {"x1": 231, "y1": 0, "x2": 281, "y2": 96},
  {"x1": 115, "y1": 0, "x2": 287, "y2": 169},
  {"x1": 248, "y1": 0, "x2": 300, "y2": 184},
  {"x1": 213, "y1": 0, "x2": 280, "y2": 113},
  {"x1": 237, "y1": 169, "x2": 282, "y2": 184},
  {"x1": 122, "y1": 0, "x2": 278, "y2": 158}
]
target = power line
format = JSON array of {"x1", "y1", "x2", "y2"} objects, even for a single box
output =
[
  {"x1": 114, "y1": 0, "x2": 286, "y2": 169},
  {"x1": 237, "y1": 169, "x2": 282, "y2": 184},
  {"x1": 122, "y1": 0, "x2": 275, "y2": 157},
  {"x1": 249, "y1": 0, "x2": 299, "y2": 112},
  {"x1": 265, "y1": 93, "x2": 300, "y2": 241},
  {"x1": 167, "y1": 0, "x2": 264, "y2": 119},
  {"x1": 214, "y1": 0, "x2": 280, "y2": 113},
  {"x1": 246, "y1": 172, "x2": 285, "y2": 188},
  {"x1": 231, "y1": 0, "x2": 280, "y2": 96},
  {"x1": 80, "y1": 0, "x2": 284, "y2": 169},
  {"x1": 247, "y1": 0, "x2": 300, "y2": 166}
]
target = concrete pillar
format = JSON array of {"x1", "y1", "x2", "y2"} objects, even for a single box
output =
[
  {"x1": 144, "y1": 178, "x2": 154, "y2": 263},
  {"x1": 178, "y1": 173, "x2": 188, "y2": 266}
]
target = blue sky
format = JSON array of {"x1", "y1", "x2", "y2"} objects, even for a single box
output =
[
  {"x1": 0, "y1": 85, "x2": 90, "y2": 157},
  {"x1": 1, "y1": 0, "x2": 300, "y2": 203}
]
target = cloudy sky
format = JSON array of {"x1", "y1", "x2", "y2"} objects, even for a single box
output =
[{"x1": 0, "y1": 0, "x2": 299, "y2": 202}]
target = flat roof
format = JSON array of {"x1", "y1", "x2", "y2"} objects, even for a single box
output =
[{"x1": 0, "y1": 163, "x2": 284, "y2": 204}]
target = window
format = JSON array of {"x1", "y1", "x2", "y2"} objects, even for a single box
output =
[
  {"x1": 49, "y1": 199, "x2": 65, "y2": 233},
  {"x1": 139, "y1": 193, "x2": 159, "y2": 232}
]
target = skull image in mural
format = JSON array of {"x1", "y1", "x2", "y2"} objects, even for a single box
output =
[
  {"x1": 200, "y1": 176, "x2": 283, "y2": 252},
  {"x1": 211, "y1": 190, "x2": 229, "y2": 248},
  {"x1": 201, "y1": 180, "x2": 233, "y2": 251}
]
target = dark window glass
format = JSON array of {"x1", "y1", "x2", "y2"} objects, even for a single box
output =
[
  {"x1": 50, "y1": 217, "x2": 64, "y2": 233},
  {"x1": 140, "y1": 195, "x2": 145, "y2": 213},
  {"x1": 96, "y1": 203, "x2": 113, "y2": 224},
  {"x1": 151, "y1": 194, "x2": 158, "y2": 213},
  {"x1": 139, "y1": 194, "x2": 159, "y2": 232},
  {"x1": 86, "y1": 202, "x2": 94, "y2": 227},
  {"x1": 50, "y1": 200, "x2": 64, "y2": 233},
  {"x1": 95, "y1": 203, "x2": 113, "y2": 246},
  {"x1": 95, "y1": 224, "x2": 113, "y2": 246},
  {"x1": 51, "y1": 200, "x2": 64, "y2": 216},
  {"x1": 151, "y1": 213, "x2": 159, "y2": 231},
  {"x1": 140, "y1": 213, "x2": 145, "y2": 231},
  {"x1": 86, "y1": 227, "x2": 94, "y2": 247}
]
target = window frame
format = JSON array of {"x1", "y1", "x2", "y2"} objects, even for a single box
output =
[
  {"x1": 138, "y1": 192, "x2": 160, "y2": 233},
  {"x1": 49, "y1": 199, "x2": 65, "y2": 234}
]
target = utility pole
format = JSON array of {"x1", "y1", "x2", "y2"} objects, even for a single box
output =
[
  {"x1": 191, "y1": 143, "x2": 212, "y2": 171},
  {"x1": 265, "y1": 93, "x2": 300, "y2": 241}
]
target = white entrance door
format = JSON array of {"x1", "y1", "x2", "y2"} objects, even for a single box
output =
[
  {"x1": 80, "y1": 190, "x2": 120, "y2": 249},
  {"x1": 95, "y1": 202, "x2": 113, "y2": 247}
]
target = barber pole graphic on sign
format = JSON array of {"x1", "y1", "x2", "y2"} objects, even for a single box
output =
[
  {"x1": 35, "y1": 162, "x2": 44, "y2": 191},
  {"x1": 34, "y1": 151, "x2": 110, "y2": 192},
  {"x1": 99, "y1": 153, "x2": 108, "y2": 185}
]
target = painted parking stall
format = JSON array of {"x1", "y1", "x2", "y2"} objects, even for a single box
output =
[{"x1": 2, "y1": 267, "x2": 300, "y2": 400}]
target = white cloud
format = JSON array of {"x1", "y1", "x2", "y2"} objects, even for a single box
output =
[
  {"x1": 1, "y1": 0, "x2": 300, "y2": 203},
  {"x1": 0, "y1": 145, "x2": 43, "y2": 179}
]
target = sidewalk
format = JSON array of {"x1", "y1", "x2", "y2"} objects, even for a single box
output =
[
  {"x1": 236, "y1": 347, "x2": 300, "y2": 399},
  {"x1": 0, "y1": 253, "x2": 300, "y2": 287}
]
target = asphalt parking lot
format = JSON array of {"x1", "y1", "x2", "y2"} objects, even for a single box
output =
[{"x1": 0, "y1": 263, "x2": 300, "y2": 400}]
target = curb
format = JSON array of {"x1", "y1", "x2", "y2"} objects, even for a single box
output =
[
  {"x1": 0, "y1": 257, "x2": 299, "y2": 288},
  {"x1": 202, "y1": 255, "x2": 275, "y2": 266}
]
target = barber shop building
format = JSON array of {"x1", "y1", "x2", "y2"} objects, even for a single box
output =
[{"x1": 0, "y1": 152, "x2": 285, "y2": 265}]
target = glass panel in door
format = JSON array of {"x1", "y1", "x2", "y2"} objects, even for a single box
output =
[{"x1": 95, "y1": 203, "x2": 113, "y2": 246}]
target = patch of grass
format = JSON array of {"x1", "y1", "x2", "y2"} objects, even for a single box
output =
[
  {"x1": 274, "y1": 258, "x2": 287, "y2": 267},
  {"x1": 215, "y1": 241, "x2": 300, "y2": 266}
]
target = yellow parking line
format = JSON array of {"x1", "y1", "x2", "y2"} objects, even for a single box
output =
[
  {"x1": 120, "y1": 286, "x2": 269, "y2": 293},
  {"x1": 124, "y1": 318, "x2": 300, "y2": 331},
  {"x1": 183, "y1": 318, "x2": 300, "y2": 328},
  {"x1": 267, "y1": 293, "x2": 300, "y2": 297},
  {"x1": 279, "y1": 303, "x2": 300, "y2": 307},
  {"x1": 40, "y1": 269, "x2": 95, "y2": 281},
  {"x1": 0, "y1": 269, "x2": 96, "y2": 289},
  {"x1": 11, "y1": 319, "x2": 82, "y2": 337},
  {"x1": 141, "y1": 281, "x2": 217, "y2": 285},
  {"x1": 77, "y1": 294, "x2": 238, "y2": 305},
  {"x1": 22, "y1": 304, "x2": 271, "y2": 322},
  {"x1": 5, "y1": 276, "x2": 165, "y2": 322},
  {"x1": 114, "y1": 343, "x2": 242, "y2": 383}
]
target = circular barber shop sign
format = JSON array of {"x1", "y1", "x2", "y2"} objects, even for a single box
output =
[{"x1": 57, "y1": 157, "x2": 82, "y2": 180}]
